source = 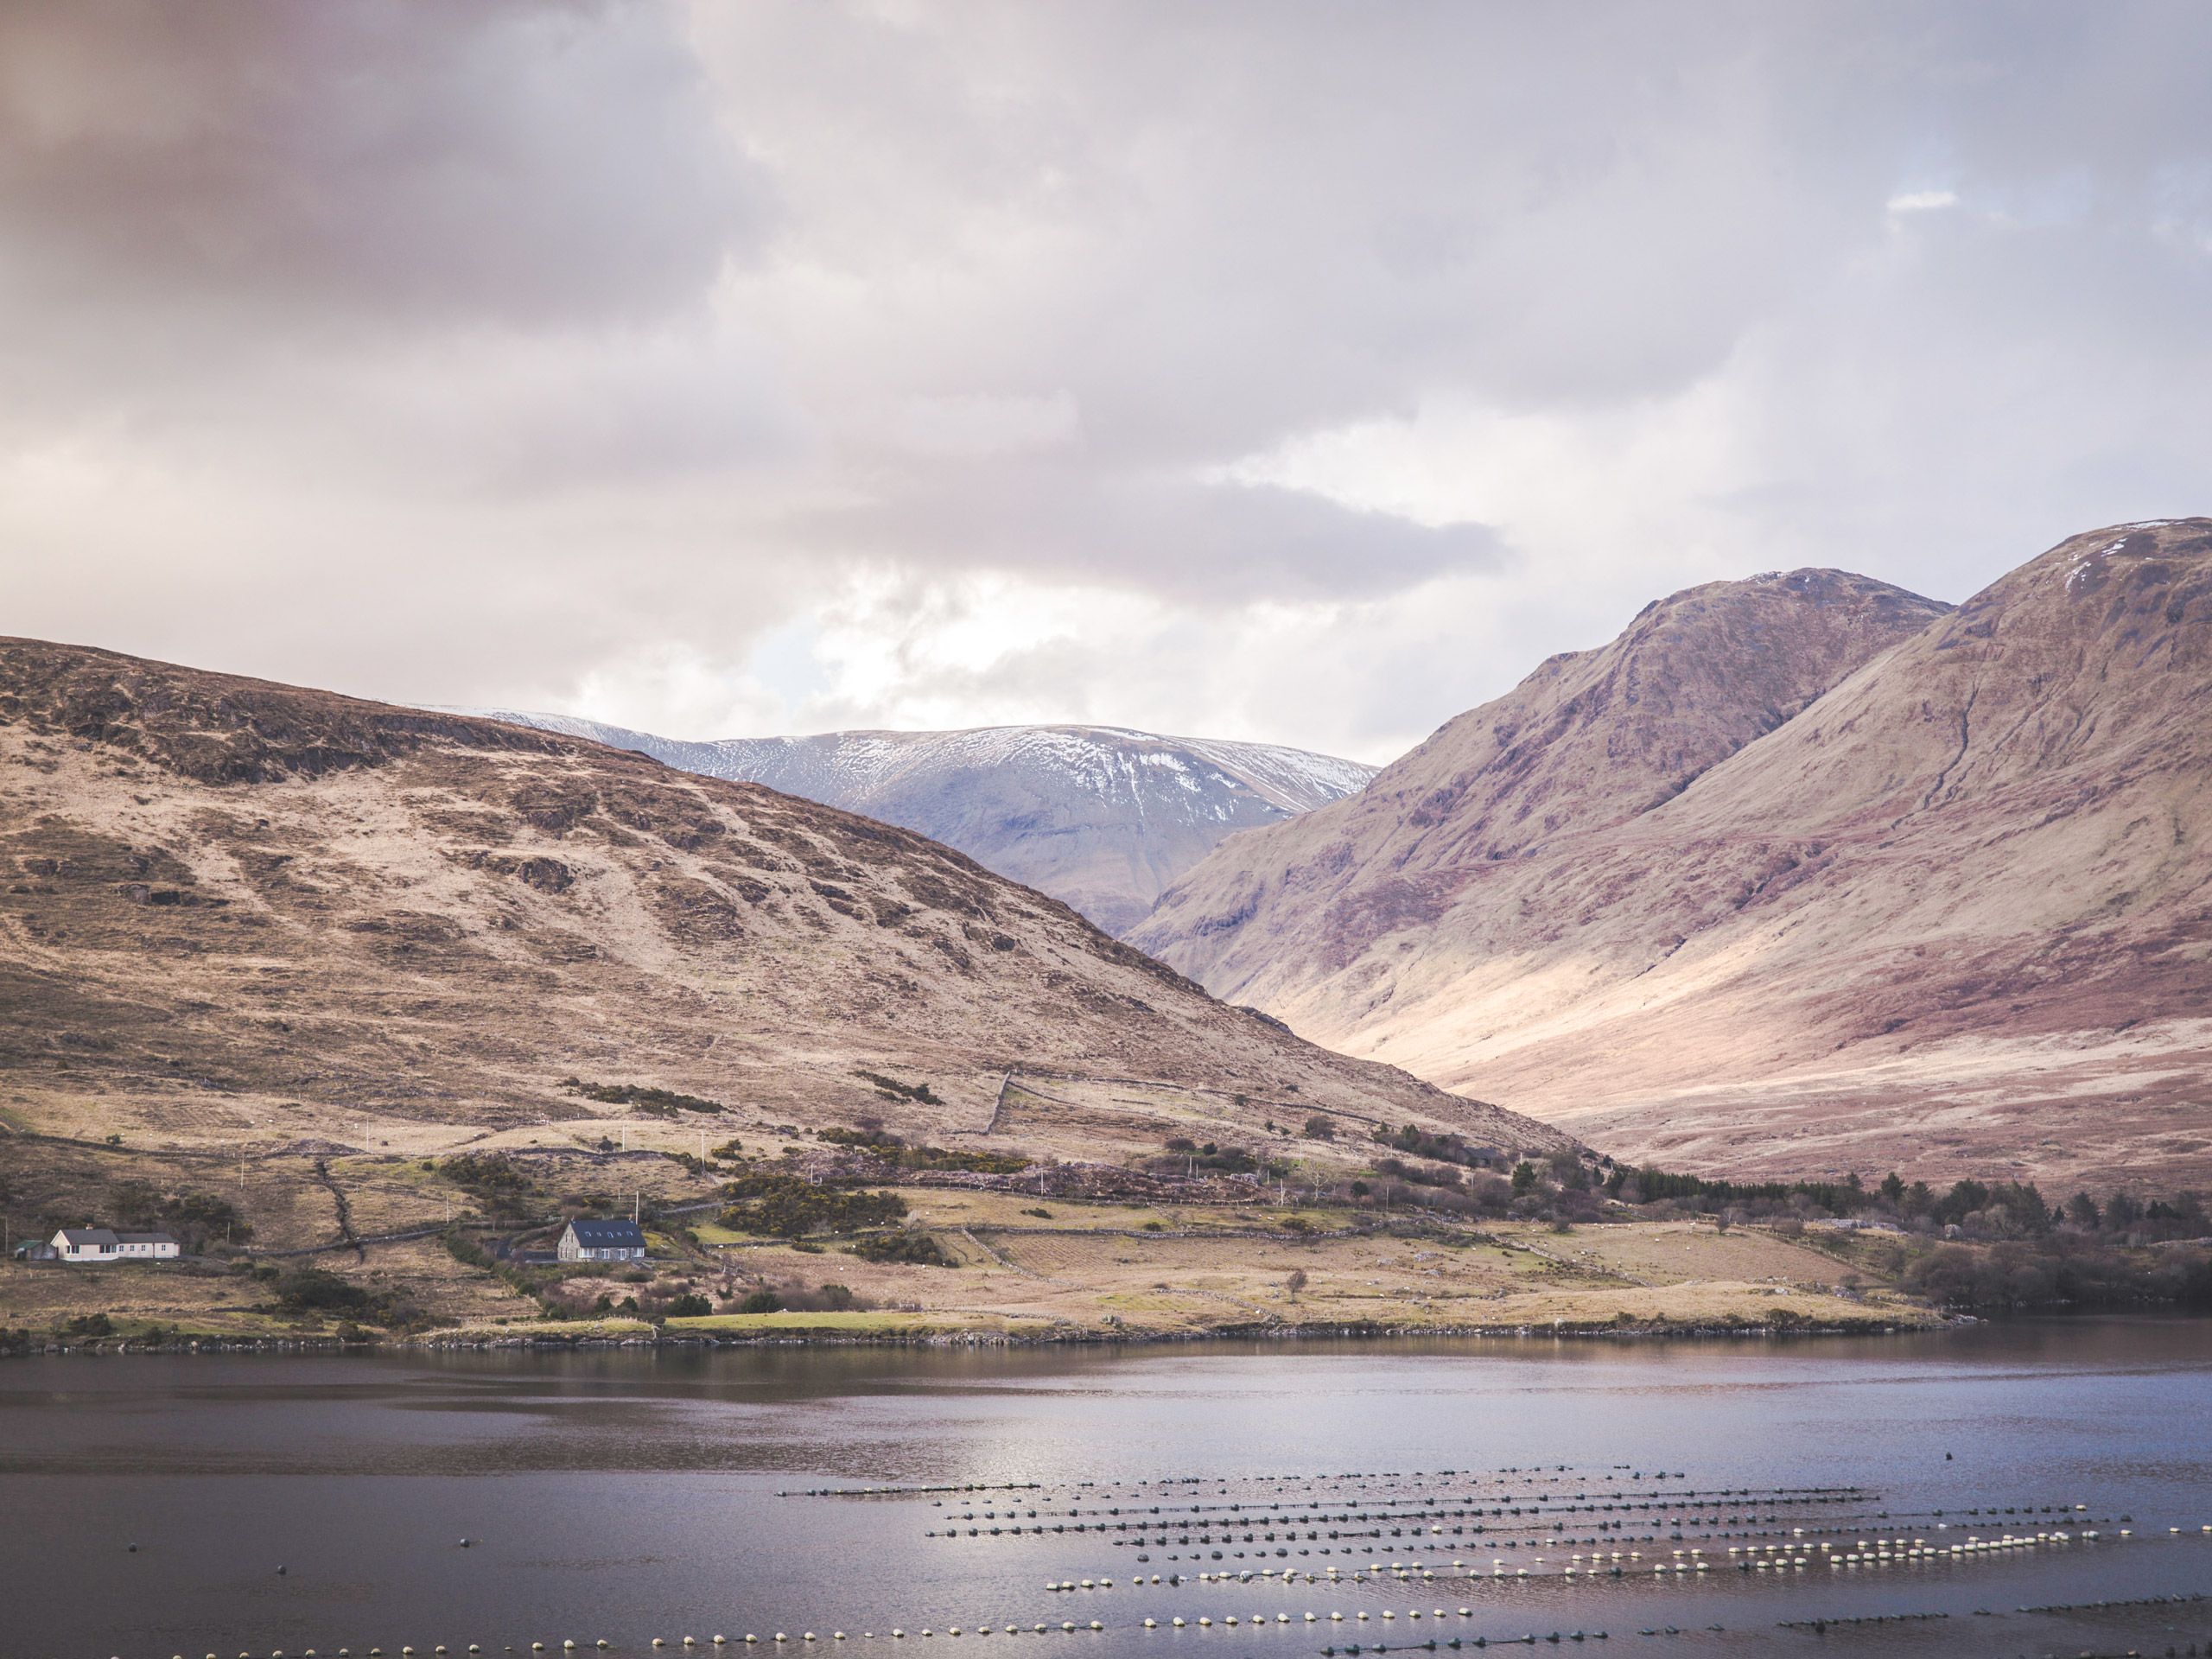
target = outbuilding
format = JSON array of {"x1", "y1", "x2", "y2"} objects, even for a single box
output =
[
  {"x1": 556, "y1": 1217, "x2": 649, "y2": 1263},
  {"x1": 118, "y1": 1231, "x2": 181, "y2": 1259}
]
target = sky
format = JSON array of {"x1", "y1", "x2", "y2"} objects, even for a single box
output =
[{"x1": 5, "y1": 1, "x2": 2211, "y2": 765}]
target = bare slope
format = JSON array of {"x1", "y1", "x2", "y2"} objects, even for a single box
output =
[
  {"x1": 1138, "y1": 535, "x2": 2212, "y2": 1189},
  {"x1": 0, "y1": 638, "x2": 1550, "y2": 1162},
  {"x1": 453, "y1": 714, "x2": 1376, "y2": 937}
]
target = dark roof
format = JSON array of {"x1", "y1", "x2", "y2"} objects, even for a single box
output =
[
  {"x1": 117, "y1": 1231, "x2": 178, "y2": 1244},
  {"x1": 57, "y1": 1229, "x2": 120, "y2": 1245},
  {"x1": 565, "y1": 1218, "x2": 648, "y2": 1248}
]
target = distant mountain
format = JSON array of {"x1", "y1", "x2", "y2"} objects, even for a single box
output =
[
  {"x1": 1135, "y1": 526, "x2": 2212, "y2": 1191},
  {"x1": 443, "y1": 715, "x2": 1376, "y2": 936}
]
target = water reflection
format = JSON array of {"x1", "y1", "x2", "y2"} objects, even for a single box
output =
[{"x1": 1, "y1": 1319, "x2": 2207, "y2": 1657}]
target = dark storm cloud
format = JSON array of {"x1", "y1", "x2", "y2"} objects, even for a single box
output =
[
  {"x1": 804, "y1": 463, "x2": 1503, "y2": 604},
  {"x1": 0, "y1": 0, "x2": 759, "y2": 323}
]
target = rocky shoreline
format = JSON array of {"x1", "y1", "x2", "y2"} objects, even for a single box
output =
[{"x1": 7, "y1": 1310, "x2": 1963, "y2": 1357}]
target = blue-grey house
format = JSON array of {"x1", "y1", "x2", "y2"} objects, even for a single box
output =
[{"x1": 556, "y1": 1217, "x2": 649, "y2": 1262}]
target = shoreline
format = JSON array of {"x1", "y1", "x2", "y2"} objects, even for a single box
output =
[{"x1": 4, "y1": 1310, "x2": 1980, "y2": 1357}]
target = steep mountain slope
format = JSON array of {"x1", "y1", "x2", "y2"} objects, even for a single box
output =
[
  {"x1": 0, "y1": 639, "x2": 1548, "y2": 1166},
  {"x1": 451, "y1": 715, "x2": 1375, "y2": 936},
  {"x1": 1135, "y1": 526, "x2": 2212, "y2": 1190}
]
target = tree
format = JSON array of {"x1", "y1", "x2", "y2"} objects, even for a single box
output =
[
  {"x1": 1879, "y1": 1172, "x2": 1905, "y2": 1204},
  {"x1": 1510, "y1": 1162, "x2": 1540, "y2": 1196},
  {"x1": 2066, "y1": 1192, "x2": 2101, "y2": 1229},
  {"x1": 1285, "y1": 1269, "x2": 1307, "y2": 1297}
]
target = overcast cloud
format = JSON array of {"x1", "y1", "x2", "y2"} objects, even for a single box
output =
[{"x1": 4, "y1": 0, "x2": 2210, "y2": 761}]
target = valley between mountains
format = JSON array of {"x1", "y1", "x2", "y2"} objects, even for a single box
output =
[
  {"x1": 6, "y1": 637, "x2": 1895, "y2": 1344},
  {"x1": 3, "y1": 518, "x2": 2207, "y2": 1348}
]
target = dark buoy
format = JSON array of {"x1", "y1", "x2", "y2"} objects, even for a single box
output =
[
  {"x1": 461, "y1": 1538, "x2": 472, "y2": 1548},
  {"x1": 129, "y1": 1542, "x2": 138, "y2": 1552},
  {"x1": 276, "y1": 1566, "x2": 287, "y2": 1575}
]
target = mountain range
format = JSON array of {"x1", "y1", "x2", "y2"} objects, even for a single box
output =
[
  {"x1": 1133, "y1": 522, "x2": 2212, "y2": 1191},
  {"x1": 441, "y1": 714, "x2": 1375, "y2": 937}
]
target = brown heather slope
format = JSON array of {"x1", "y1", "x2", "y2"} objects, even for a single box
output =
[
  {"x1": 0, "y1": 638, "x2": 1561, "y2": 1171},
  {"x1": 1132, "y1": 524, "x2": 2212, "y2": 1192}
]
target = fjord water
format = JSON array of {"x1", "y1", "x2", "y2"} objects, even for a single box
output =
[{"x1": 3, "y1": 1320, "x2": 2209, "y2": 1659}]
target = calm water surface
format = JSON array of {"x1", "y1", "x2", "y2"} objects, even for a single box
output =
[{"x1": 3, "y1": 1319, "x2": 2209, "y2": 1659}]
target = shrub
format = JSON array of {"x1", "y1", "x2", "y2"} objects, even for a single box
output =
[
  {"x1": 565, "y1": 1077, "x2": 722, "y2": 1116},
  {"x1": 62, "y1": 1312, "x2": 114, "y2": 1338},
  {"x1": 1141, "y1": 1220, "x2": 1166, "y2": 1231},
  {"x1": 1285, "y1": 1269, "x2": 1307, "y2": 1295},
  {"x1": 276, "y1": 1268, "x2": 374, "y2": 1313},
  {"x1": 848, "y1": 1231, "x2": 951, "y2": 1267},
  {"x1": 104, "y1": 1180, "x2": 252, "y2": 1247},
  {"x1": 664, "y1": 1294, "x2": 713, "y2": 1319},
  {"x1": 719, "y1": 1171, "x2": 909, "y2": 1237},
  {"x1": 739, "y1": 1289, "x2": 783, "y2": 1314},
  {"x1": 1301, "y1": 1116, "x2": 1336, "y2": 1141},
  {"x1": 853, "y1": 1071, "x2": 942, "y2": 1105},
  {"x1": 819, "y1": 1123, "x2": 905, "y2": 1149}
]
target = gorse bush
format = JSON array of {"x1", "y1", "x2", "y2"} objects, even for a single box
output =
[
  {"x1": 103, "y1": 1179, "x2": 253, "y2": 1246},
  {"x1": 718, "y1": 1171, "x2": 907, "y2": 1237},
  {"x1": 563, "y1": 1077, "x2": 723, "y2": 1116},
  {"x1": 816, "y1": 1124, "x2": 1029, "y2": 1175},
  {"x1": 853, "y1": 1071, "x2": 943, "y2": 1105},
  {"x1": 847, "y1": 1231, "x2": 950, "y2": 1267}
]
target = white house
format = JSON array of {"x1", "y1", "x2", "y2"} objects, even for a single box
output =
[
  {"x1": 49, "y1": 1228, "x2": 180, "y2": 1262},
  {"x1": 556, "y1": 1217, "x2": 649, "y2": 1262},
  {"x1": 53, "y1": 1229, "x2": 119, "y2": 1262}
]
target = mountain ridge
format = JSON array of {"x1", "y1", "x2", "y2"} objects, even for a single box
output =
[
  {"x1": 438, "y1": 712, "x2": 1376, "y2": 935},
  {"x1": 1132, "y1": 528, "x2": 2212, "y2": 1190},
  {"x1": 0, "y1": 634, "x2": 1550, "y2": 1164}
]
